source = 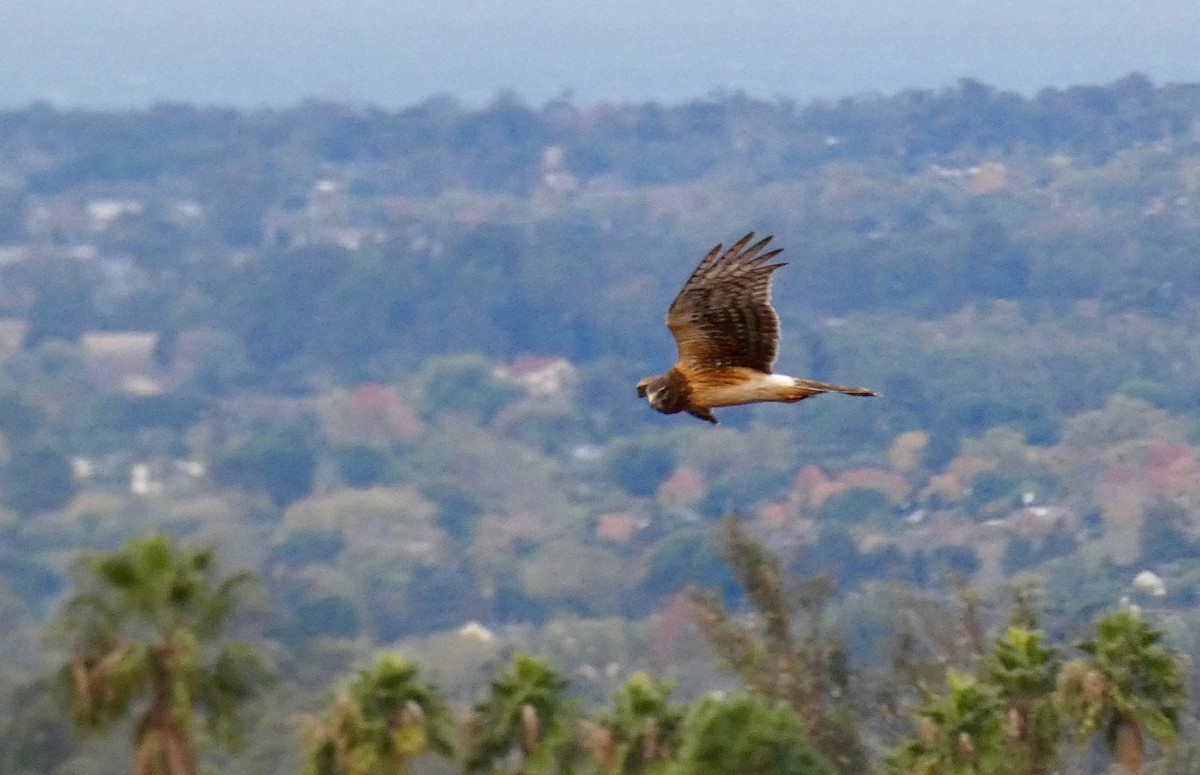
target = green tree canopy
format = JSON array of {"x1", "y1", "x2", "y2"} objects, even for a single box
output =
[
  {"x1": 669, "y1": 693, "x2": 834, "y2": 775},
  {"x1": 2, "y1": 440, "x2": 75, "y2": 516},
  {"x1": 211, "y1": 421, "x2": 319, "y2": 508},
  {"x1": 414, "y1": 354, "x2": 521, "y2": 424}
]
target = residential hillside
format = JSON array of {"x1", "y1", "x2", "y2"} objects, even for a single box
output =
[{"x1": 3, "y1": 74, "x2": 1200, "y2": 773}]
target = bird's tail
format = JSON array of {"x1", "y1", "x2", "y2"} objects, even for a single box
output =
[{"x1": 786, "y1": 378, "x2": 878, "y2": 402}]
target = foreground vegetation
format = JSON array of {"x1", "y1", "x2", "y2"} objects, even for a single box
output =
[{"x1": 37, "y1": 528, "x2": 1192, "y2": 775}]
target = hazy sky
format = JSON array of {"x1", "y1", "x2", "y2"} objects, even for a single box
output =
[{"x1": 3, "y1": 0, "x2": 1200, "y2": 108}]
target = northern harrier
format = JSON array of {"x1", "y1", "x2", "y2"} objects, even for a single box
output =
[{"x1": 636, "y1": 233, "x2": 877, "y2": 424}]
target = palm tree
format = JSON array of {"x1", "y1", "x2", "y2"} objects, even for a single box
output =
[
  {"x1": 57, "y1": 532, "x2": 269, "y2": 775},
  {"x1": 1057, "y1": 609, "x2": 1184, "y2": 775},
  {"x1": 978, "y1": 627, "x2": 1061, "y2": 775},
  {"x1": 887, "y1": 668, "x2": 1009, "y2": 775},
  {"x1": 584, "y1": 672, "x2": 685, "y2": 775},
  {"x1": 463, "y1": 652, "x2": 581, "y2": 775},
  {"x1": 302, "y1": 653, "x2": 456, "y2": 775}
]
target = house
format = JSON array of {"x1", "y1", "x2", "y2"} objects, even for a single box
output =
[
  {"x1": 495, "y1": 355, "x2": 577, "y2": 398},
  {"x1": 86, "y1": 199, "x2": 145, "y2": 231},
  {"x1": 0, "y1": 319, "x2": 29, "y2": 361},
  {"x1": 595, "y1": 512, "x2": 637, "y2": 544},
  {"x1": 79, "y1": 331, "x2": 163, "y2": 394}
]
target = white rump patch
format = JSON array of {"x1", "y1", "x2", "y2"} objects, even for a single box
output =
[{"x1": 767, "y1": 373, "x2": 795, "y2": 386}]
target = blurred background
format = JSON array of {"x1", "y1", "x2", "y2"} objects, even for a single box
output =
[{"x1": 3, "y1": 3, "x2": 1200, "y2": 775}]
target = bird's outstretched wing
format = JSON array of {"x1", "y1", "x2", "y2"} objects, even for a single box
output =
[{"x1": 666, "y1": 233, "x2": 785, "y2": 375}]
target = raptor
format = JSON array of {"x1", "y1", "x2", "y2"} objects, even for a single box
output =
[{"x1": 636, "y1": 233, "x2": 877, "y2": 424}]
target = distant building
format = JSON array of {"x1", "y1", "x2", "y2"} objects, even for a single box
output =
[
  {"x1": 0, "y1": 319, "x2": 29, "y2": 360},
  {"x1": 537, "y1": 145, "x2": 578, "y2": 201},
  {"x1": 128, "y1": 459, "x2": 206, "y2": 497},
  {"x1": 262, "y1": 179, "x2": 386, "y2": 250},
  {"x1": 1132, "y1": 570, "x2": 1166, "y2": 597},
  {"x1": 79, "y1": 331, "x2": 163, "y2": 394},
  {"x1": 86, "y1": 199, "x2": 145, "y2": 231},
  {"x1": 71, "y1": 457, "x2": 96, "y2": 480},
  {"x1": 458, "y1": 621, "x2": 496, "y2": 642},
  {"x1": 495, "y1": 355, "x2": 577, "y2": 398},
  {"x1": 595, "y1": 512, "x2": 637, "y2": 544},
  {"x1": 656, "y1": 466, "x2": 706, "y2": 508},
  {"x1": 929, "y1": 162, "x2": 1009, "y2": 194},
  {"x1": 130, "y1": 463, "x2": 155, "y2": 496}
]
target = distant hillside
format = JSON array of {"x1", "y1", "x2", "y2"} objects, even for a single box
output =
[
  {"x1": 2, "y1": 76, "x2": 1200, "y2": 418},
  {"x1": 3, "y1": 74, "x2": 1199, "y2": 198},
  {"x1": 4, "y1": 81, "x2": 1200, "y2": 775}
]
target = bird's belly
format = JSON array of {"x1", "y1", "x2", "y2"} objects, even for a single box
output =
[{"x1": 696, "y1": 371, "x2": 795, "y2": 407}]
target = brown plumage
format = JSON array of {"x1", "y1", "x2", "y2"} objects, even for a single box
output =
[{"x1": 637, "y1": 233, "x2": 877, "y2": 424}]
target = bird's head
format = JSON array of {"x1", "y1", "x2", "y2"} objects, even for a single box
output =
[{"x1": 636, "y1": 374, "x2": 682, "y2": 414}]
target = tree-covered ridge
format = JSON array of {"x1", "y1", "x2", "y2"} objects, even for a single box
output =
[
  {"x1": 1, "y1": 77, "x2": 1200, "y2": 637},
  {"x1": 0, "y1": 78, "x2": 1199, "y2": 642},
  {"x1": 3, "y1": 76, "x2": 1200, "y2": 773},
  {"x1": 4, "y1": 74, "x2": 1199, "y2": 195},
  {"x1": 5, "y1": 76, "x2": 1200, "y2": 395}
]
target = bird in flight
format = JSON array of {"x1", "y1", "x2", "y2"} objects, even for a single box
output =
[{"x1": 637, "y1": 233, "x2": 877, "y2": 424}]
